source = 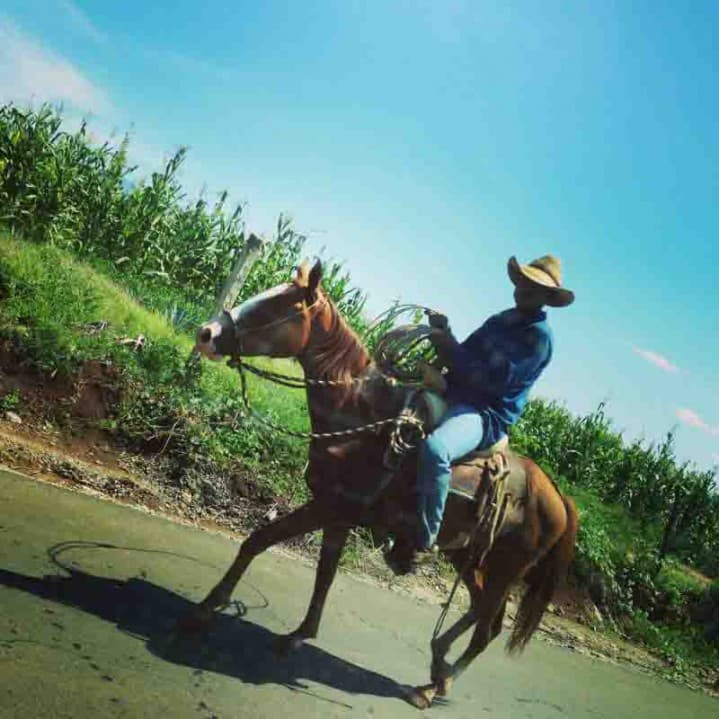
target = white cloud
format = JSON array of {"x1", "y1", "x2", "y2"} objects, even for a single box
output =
[
  {"x1": 632, "y1": 347, "x2": 679, "y2": 374},
  {"x1": 0, "y1": 22, "x2": 171, "y2": 176},
  {"x1": 677, "y1": 408, "x2": 707, "y2": 430},
  {"x1": 0, "y1": 20, "x2": 110, "y2": 114},
  {"x1": 58, "y1": 1, "x2": 107, "y2": 44},
  {"x1": 676, "y1": 408, "x2": 719, "y2": 437},
  {"x1": 0, "y1": 20, "x2": 198, "y2": 182}
]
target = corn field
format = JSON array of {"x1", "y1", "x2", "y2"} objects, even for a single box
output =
[
  {"x1": 513, "y1": 400, "x2": 718, "y2": 576},
  {"x1": 0, "y1": 103, "x2": 367, "y2": 329}
]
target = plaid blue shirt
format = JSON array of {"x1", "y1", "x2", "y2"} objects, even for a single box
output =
[{"x1": 446, "y1": 308, "x2": 552, "y2": 446}]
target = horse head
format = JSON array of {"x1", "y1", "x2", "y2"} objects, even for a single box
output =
[{"x1": 195, "y1": 260, "x2": 327, "y2": 360}]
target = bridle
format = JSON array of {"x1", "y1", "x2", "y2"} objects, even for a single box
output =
[{"x1": 222, "y1": 291, "x2": 329, "y2": 357}]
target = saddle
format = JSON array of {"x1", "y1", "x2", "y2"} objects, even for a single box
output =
[
  {"x1": 322, "y1": 386, "x2": 527, "y2": 539},
  {"x1": 412, "y1": 389, "x2": 529, "y2": 550},
  {"x1": 439, "y1": 441, "x2": 528, "y2": 552},
  {"x1": 449, "y1": 436, "x2": 512, "y2": 500}
]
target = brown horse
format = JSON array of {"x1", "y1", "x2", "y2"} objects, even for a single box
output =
[{"x1": 186, "y1": 260, "x2": 578, "y2": 709}]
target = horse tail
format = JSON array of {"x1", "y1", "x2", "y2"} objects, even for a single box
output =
[{"x1": 506, "y1": 492, "x2": 579, "y2": 655}]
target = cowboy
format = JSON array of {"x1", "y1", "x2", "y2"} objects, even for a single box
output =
[{"x1": 413, "y1": 254, "x2": 574, "y2": 565}]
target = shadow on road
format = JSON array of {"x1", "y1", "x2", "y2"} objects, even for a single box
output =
[{"x1": 0, "y1": 542, "x2": 407, "y2": 708}]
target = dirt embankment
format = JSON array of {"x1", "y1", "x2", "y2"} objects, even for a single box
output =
[{"x1": 0, "y1": 354, "x2": 716, "y2": 697}]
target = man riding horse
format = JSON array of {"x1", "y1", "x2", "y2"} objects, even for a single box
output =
[
  {"x1": 188, "y1": 251, "x2": 578, "y2": 709},
  {"x1": 409, "y1": 254, "x2": 574, "y2": 568}
]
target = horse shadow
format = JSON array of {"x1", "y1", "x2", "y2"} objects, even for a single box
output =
[{"x1": 0, "y1": 546, "x2": 409, "y2": 708}]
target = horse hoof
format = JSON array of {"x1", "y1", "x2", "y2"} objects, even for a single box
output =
[
  {"x1": 401, "y1": 684, "x2": 436, "y2": 710},
  {"x1": 272, "y1": 633, "x2": 305, "y2": 656}
]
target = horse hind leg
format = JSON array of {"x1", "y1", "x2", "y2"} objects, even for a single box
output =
[
  {"x1": 273, "y1": 524, "x2": 350, "y2": 654},
  {"x1": 441, "y1": 545, "x2": 534, "y2": 683},
  {"x1": 417, "y1": 597, "x2": 507, "y2": 709},
  {"x1": 437, "y1": 592, "x2": 508, "y2": 691},
  {"x1": 404, "y1": 554, "x2": 481, "y2": 710},
  {"x1": 178, "y1": 501, "x2": 325, "y2": 632},
  {"x1": 409, "y1": 543, "x2": 534, "y2": 710},
  {"x1": 429, "y1": 553, "x2": 482, "y2": 683}
]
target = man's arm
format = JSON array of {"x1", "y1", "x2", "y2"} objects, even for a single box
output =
[
  {"x1": 504, "y1": 330, "x2": 553, "y2": 388},
  {"x1": 425, "y1": 310, "x2": 460, "y2": 369},
  {"x1": 429, "y1": 328, "x2": 460, "y2": 369}
]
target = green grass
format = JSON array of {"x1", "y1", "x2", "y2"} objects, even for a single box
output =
[
  {"x1": 557, "y1": 476, "x2": 655, "y2": 574},
  {"x1": 1, "y1": 234, "x2": 183, "y2": 363},
  {"x1": 0, "y1": 233, "x2": 311, "y2": 494}
]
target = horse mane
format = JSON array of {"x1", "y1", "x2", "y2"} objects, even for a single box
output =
[{"x1": 309, "y1": 296, "x2": 371, "y2": 392}]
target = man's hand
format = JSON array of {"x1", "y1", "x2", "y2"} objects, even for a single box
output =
[{"x1": 426, "y1": 310, "x2": 449, "y2": 331}]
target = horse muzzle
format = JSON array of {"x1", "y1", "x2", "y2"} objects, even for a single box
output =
[{"x1": 195, "y1": 316, "x2": 238, "y2": 359}]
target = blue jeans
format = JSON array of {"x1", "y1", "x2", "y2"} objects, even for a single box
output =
[{"x1": 417, "y1": 404, "x2": 487, "y2": 548}]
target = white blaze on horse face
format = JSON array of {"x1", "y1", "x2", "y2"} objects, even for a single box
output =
[
  {"x1": 195, "y1": 284, "x2": 297, "y2": 359},
  {"x1": 195, "y1": 320, "x2": 223, "y2": 359},
  {"x1": 228, "y1": 283, "x2": 295, "y2": 324}
]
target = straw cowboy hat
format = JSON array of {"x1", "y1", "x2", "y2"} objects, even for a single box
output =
[{"x1": 507, "y1": 254, "x2": 575, "y2": 308}]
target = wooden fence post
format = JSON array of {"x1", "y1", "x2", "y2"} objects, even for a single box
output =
[
  {"x1": 214, "y1": 233, "x2": 266, "y2": 316},
  {"x1": 185, "y1": 233, "x2": 266, "y2": 377}
]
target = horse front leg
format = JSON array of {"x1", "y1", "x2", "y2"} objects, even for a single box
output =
[
  {"x1": 273, "y1": 524, "x2": 351, "y2": 654},
  {"x1": 178, "y1": 501, "x2": 325, "y2": 632}
]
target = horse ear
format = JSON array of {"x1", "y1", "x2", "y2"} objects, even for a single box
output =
[
  {"x1": 308, "y1": 260, "x2": 322, "y2": 297},
  {"x1": 295, "y1": 260, "x2": 311, "y2": 286}
]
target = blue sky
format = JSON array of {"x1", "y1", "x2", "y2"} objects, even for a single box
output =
[{"x1": 2, "y1": 1, "x2": 718, "y2": 471}]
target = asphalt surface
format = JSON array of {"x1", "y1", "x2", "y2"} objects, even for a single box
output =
[{"x1": 0, "y1": 468, "x2": 715, "y2": 718}]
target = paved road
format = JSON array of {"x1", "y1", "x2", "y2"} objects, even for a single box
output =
[{"x1": 0, "y1": 468, "x2": 715, "y2": 718}]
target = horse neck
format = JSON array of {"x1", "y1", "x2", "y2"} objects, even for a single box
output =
[
  {"x1": 299, "y1": 299, "x2": 370, "y2": 386},
  {"x1": 298, "y1": 299, "x2": 371, "y2": 424}
]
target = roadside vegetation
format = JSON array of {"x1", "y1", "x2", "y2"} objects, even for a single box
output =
[{"x1": 0, "y1": 104, "x2": 716, "y2": 687}]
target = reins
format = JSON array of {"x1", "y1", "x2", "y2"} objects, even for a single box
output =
[
  {"x1": 236, "y1": 357, "x2": 363, "y2": 389},
  {"x1": 229, "y1": 354, "x2": 425, "y2": 444}
]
